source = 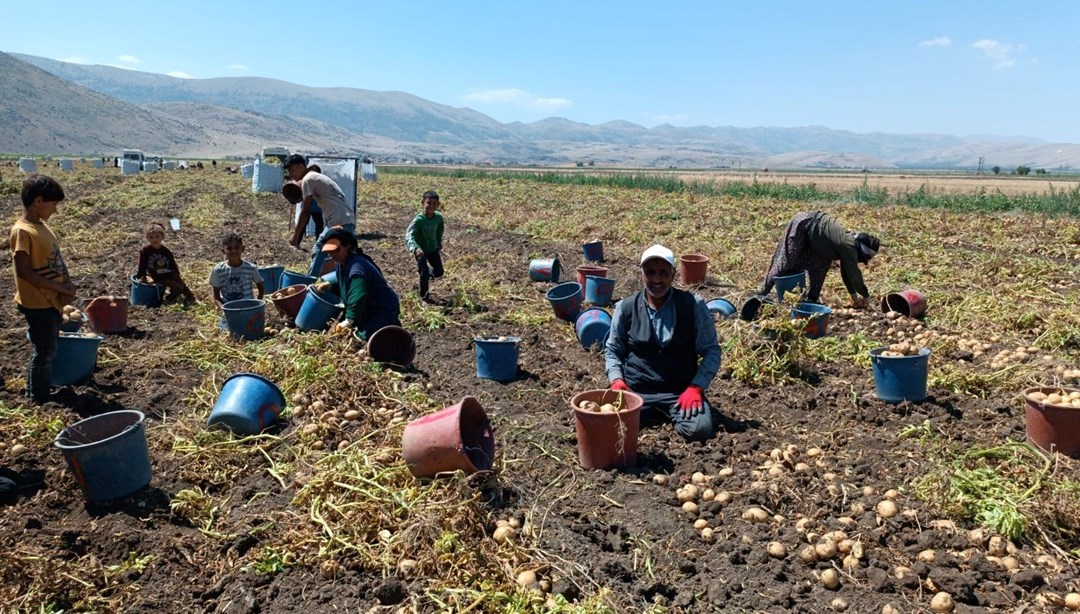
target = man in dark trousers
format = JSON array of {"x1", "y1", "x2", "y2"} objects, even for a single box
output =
[{"x1": 605, "y1": 244, "x2": 722, "y2": 442}]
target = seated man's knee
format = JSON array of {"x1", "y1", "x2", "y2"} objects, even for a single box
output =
[{"x1": 674, "y1": 412, "x2": 716, "y2": 442}]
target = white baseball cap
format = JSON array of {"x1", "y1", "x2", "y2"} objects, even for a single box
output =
[{"x1": 640, "y1": 244, "x2": 675, "y2": 267}]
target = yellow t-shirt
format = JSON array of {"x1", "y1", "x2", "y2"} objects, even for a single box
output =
[{"x1": 9, "y1": 218, "x2": 69, "y2": 310}]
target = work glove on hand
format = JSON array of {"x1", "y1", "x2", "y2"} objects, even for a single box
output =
[
  {"x1": 677, "y1": 385, "x2": 704, "y2": 418},
  {"x1": 849, "y1": 295, "x2": 869, "y2": 309},
  {"x1": 610, "y1": 379, "x2": 630, "y2": 392},
  {"x1": 334, "y1": 318, "x2": 354, "y2": 331}
]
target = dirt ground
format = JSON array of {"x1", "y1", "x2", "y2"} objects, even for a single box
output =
[{"x1": 0, "y1": 167, "x2": 1076, "y2": 613}]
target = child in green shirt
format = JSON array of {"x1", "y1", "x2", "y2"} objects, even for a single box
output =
[{"x1": 405, "y1": 190, "x2": 445, "y2": 300}]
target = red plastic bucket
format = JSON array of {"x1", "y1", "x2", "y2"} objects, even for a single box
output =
[
  {"x1": 85, "y1": 296, "x2": 130, "y2": 334},
  {"x1": 401, "y1": 397, "x2": 495, "y2": 478},
  {"x1": 270, "y1": 284, "x2": 309, "y2": 320},
  {"x1": 569, "y1": 389, "x2": 644, "y2": 469},
  {"x1": 881, "y1": 290, "x2": 927, "y2": 318},
  {"x1": 576, "y1": 265, "x2": 608, "y2": 288},
  {"x1": 679, "y1": 254, "x2": 709, "y2": 285},
  {"x1": 1023, "y1": 386, "x2": 1080, "y2": 458}
]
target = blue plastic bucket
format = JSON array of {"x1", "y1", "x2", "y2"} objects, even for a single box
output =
[
  {"x1": 706, "y1": 298, "x2": 736, "y2": 319},
  {"x1": 582, "y1": 241, "x2": 604, "y2": 262},
  {"x1": 575, "y1": 308, "x2": 612, "y2": 350},
  {"x1": 51, "y1": 332, "x2": 104, "y2": 386},
  {"x1": 54, "y1": 410, "x2": 152, "y2": 503},
  {"x1": 259, "y1": 266, "x2": 285, "y2": 294},
  {"x1": 546, "y1": 282, "x2": 583, "y2": 322},
  {"x1": 320, "y1": 270, "x2": 338, "y2": 285},
  {"x1": 529, "y1": 258, "x2": 560, "y2": 283},
  {"x1": 207, "y1": 373, "x2": 286, "y2": 435},
  {"x1": 295, "y1": 286, "x2": 344, "y2": 331},
  {"x1": 222, "y1": 299, "x2": 266, "y2": 340},
  {"x1": 774, "y1": 271, "x2": 807, "y2": 302},
  {"x1": 584, "y1": 276, "x2": 615, "y2": 306},
  {"x1": 129, "y1": 275, "x2": 165, "y2": 307},
  {"x1": 280, "y1": 270, "x2": 317, "y2": 289},
  {"x1": 791, "y1": 302, "x2": 832, "y2": 338},
  {"x1": 474, "y1": 336, "x2": 520, "y2": 382},
  {"x1": 870, "y1": 348, "x2": 932, "y2": 404}
]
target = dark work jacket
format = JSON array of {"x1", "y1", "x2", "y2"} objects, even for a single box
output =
[
  {"x1": 621, "y1": 289, "x2": 698, "y2": 394},
  {"x1": 340, "y1": 252, "x2": 401, "y2": 338}
]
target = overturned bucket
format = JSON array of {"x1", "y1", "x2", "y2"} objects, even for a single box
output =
[
  {"x1": 207, "y1": 373, "x2": 286, "y2": 436},
  {"x1": 774, "y1": 270, "x2": 807, "y2": 302},
  {"x1": 870, "y1": 347, "x2": 931, "y2": 403},
  {"x1": 575, "y1": 308, "x2": 612, "y2": 350},
  {"x1": 130, "y1": 275, "x2": 165, "y2": 307},
  {"x1": 881, "y1": 289, "x2": 927, "y2": 318},
  {"x1": 791, "y1": 302, "x2": 832, "y2": 338},
  {"x1": 570, "y1": 390, "x2": 644, "y2": 470},
  {"x1": 706, "y1": 297, "x2": 736, "y2": 319},
  {"x1": 584, "y1": 275, "x2": 615, "y2": 306},
  {"x1": 401, "y1": 397, "x2": 495, "y2": 478},
  {"x1": 295, "y1": 286, "x2": 344, "y2": 331},
  {"x1": 546, "y1": 282, "x2": 583, "y2": 322},
  {"x1": 739, "y1": 294, "x2": 776, "y2": 322},
  {"x1": 474, "y1": 336, "x2": 520, "y2": 382},
  {"x1": 52, "y1": 332, "x2": 104, "y2": 386},
  {"x1": 582, "y1": 240, "x2": 604, "y2": 262},
  {"x1": 528, "y1": 258, "x2": 560, "y2": 283},
  {"x1": 54, "y1": 410, "x2": 152, "y2": 503},
  {"x1": 259, "y1": 265, "x2": 285, "y2": 294},
  {"x1": 222, "y1": 299, "x2": 266, "y2": 340},
  {"x1": 368, "y1": 325, "x2": 416, "y2": 368}
]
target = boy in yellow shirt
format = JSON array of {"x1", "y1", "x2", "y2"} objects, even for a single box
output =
[{"x1": 10, "y1": 174, "x2": 76, "y2": 403}]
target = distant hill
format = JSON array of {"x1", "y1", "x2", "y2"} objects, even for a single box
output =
[{"x1": 5, "y1": 51, "x2": 1080, "y2": 170}]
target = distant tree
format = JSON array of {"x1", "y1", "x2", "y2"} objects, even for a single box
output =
[
  {"x1": 1035, "y1": 168, "x2": 1048, "y2": 175},
  {"x1": 991, "y1": 165, "x2": 1001, "y2": 175},
  {"x1": 587, "y1": 160, "x2": 595, "y2": 166},
  {"x1": 1015, "y1": 165, "x2": 1031, "y2": 176},
  {"x1": 576, "y1": 161, "x2": 584, "y2": 167}
]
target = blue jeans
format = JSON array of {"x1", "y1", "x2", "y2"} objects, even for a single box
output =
[
  {"x1": 307, "y1": 224, "x2": 356, "y2": 276},
  {"x1": 19, "y1": 305, "x2": 61, "y2": 403},
  {"x1": 636, "y1": 391, "x2": 717, "y2": 442}
]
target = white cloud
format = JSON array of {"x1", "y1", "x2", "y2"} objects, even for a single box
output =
[
  {"x1": 652, "y1": 113, "x2": 688, "y2": 123},
  {"x1": 117, "y1": 54, "x2": 141, "y2": 64},
  {"x1": 971, "y1": 39, "x2": 1026, "y2": 69},
  {"x1": 167, "y1": 70, "x2": 194, "y2": 79},
  {"x1": 918, "y1": 36, "x2": 951, "y2": 48},
  {"x1": 59, "y1": 56, "x2": 90, "y2": 64},
  {"x1": 227, "y1": 64, "x2": 249, "y2": 71},
  {"x1": 461, "y1": 88, "x2": 573, "y2": 111}
]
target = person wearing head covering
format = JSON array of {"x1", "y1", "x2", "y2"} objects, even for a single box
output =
[
  {"x1": 312, "y1": 228, "x2": 401, "y2": 340},
  {"x1": 604, "y1": 245, "x2": 723, "y2": 442},
  {"x1": 757, "y1": 211, "x2": 880, "y2": 308}
]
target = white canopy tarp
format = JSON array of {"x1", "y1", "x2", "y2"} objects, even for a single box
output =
[
  {"x1": 252, "y1": 161, "x2": 282, "y2": 192},
  {"x1": 59, "y1": 159, "x2": 74, "y2": 171},
  {"x1": 121, "y1": 160, "x2": 141, "y2": 175},
  {"x1": 241, "y1": 163, "x2": 254, "y2": 179},
  {"x1": 18, "y1": 158, "x2": 36, "y2": 173},
  {"x1": 360, "y1": 160, "x2": 377, "y2": 182},
  {"x1": 143, "y1": 161, "x2": 159, "y2": 173},
  {"x1": 163, "y1": 161, "x2": 175, "y2": 171}
]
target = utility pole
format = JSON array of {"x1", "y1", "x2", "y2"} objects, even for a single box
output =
[{"x1": 977, "y1": 156, "x2": 985, "y2": 175}]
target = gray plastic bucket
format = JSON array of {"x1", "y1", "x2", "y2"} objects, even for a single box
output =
[{"x1": 54, "y1": 410, "x2": 152, "y2": 503}]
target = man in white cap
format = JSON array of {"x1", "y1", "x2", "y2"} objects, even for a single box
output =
[{"x1": 604, "y1": 244, "x2": 722, "y2": 442}]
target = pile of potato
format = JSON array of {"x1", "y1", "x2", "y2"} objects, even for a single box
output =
[
  {"x1": 61, "y1": 305, "x2": 84, "y2": 326},
  {"x1": 576, "y1": 399, "x2": 623, "y2": 413},
  {"x1": 270, "y1": 286, "x2": 302, "y2": 300},
  {"x1": 1026, "y1": 388, "x2": 1080, "y2": 408},
  {"x1": 878, "y1": 341, "x2": 922, "y2": 358}
]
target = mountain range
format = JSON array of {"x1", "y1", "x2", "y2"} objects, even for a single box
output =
[{"x1": 4, "y1": 51, "x2": 1080, "y2": 170}]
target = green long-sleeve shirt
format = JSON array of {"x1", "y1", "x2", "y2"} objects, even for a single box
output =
[
  {"x1": 327, "y1": 276, "x2": 368, "y2": 324},
  {"x1": 405, "y1": 212, "x2": 444, "y2": 254}
]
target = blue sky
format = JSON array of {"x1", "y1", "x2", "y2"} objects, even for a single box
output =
[{"x1": 5, "y1": 1, "x2": 1080, "y2": 142}]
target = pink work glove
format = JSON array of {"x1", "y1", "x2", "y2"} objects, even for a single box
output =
[
  {"x1": 610, "y1": 379, "x2": 630, "y2": 391},
  {"x1": 677, "y1": 385, "x2": 704, "y2": 418}
]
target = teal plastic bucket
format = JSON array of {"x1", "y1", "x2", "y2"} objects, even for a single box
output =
[
  {"x1": 474, "y1": 336, "x2": 520, "y2": 382},
  {"x1": 295, "y1": 286, "x2": 344, "y2": 331},
  {"x1": 280, "y1": 270, "x2": 317, "y2": 289},
  {"x1": 546, "y1": 282, "x2": 583, "y2": 322},
  {"x1": 52, "y1": 332, "x2": 104, "y2": 386},
  {"x1": 222, "y1": 299, "x2": 266, "y2": 340},
  {"x1": 706, "y1": 298, "x2": 736, "y2": 319},
  {"x1": 870, "y1": 348, "x2": 932, "y2": 404},
  {"x1": 584, "y1": 276, "x2": 615, "y2": 306},
  {"x1": 207, "y1": 373, "x2": 286, "y2": 435},
  {"x1": 574, "y1": 308, "x2": 612, "y2": 350},
  {"x1": 528, "y1": 258, "x2": 560, "y2": 282},
  {"x1": 582, "y1": 241, "x2": 604, "y2": 262},
  {"x1": 54, "y1": 410, "x2": 152, "y2": 503},
  {"x1": 259, "y1": 266, "x2": 285, "y2": 294},
  {"x1": 774, "y1": 271, "x2": 807, "y2": 302},
  {"x1": 791, "y1": 302, "x2": 832, "y2": 338},
  {"x1": 129, "y1": 275, "x2": 165, "y2": 307}
]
